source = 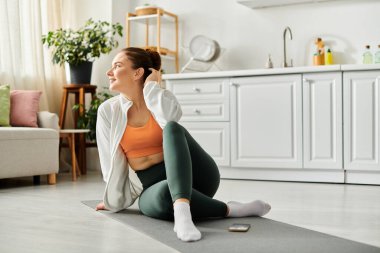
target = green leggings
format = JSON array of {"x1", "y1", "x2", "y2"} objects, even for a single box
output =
[{"x1": 136, "y1": 121, "x2": 228, "y2": 220}]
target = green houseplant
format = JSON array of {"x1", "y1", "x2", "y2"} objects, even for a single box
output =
[
  {"x1": 72, "y1": 91, "x2": 113, "y2": 142},
  {"x1": 42, "y1": 19, "x2": 123, "y2": 84}
]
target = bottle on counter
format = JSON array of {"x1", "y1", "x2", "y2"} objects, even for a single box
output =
[
  {"x1": 313, "y1": 53, "x2": 323, "y2": 66},
  {"x1": 325, "y1": 48, "x2": 333, "y2": 65},
  {"x1": 313, "y1": 37, "x2": 325, "y2": 66},
  {"x1": 374, "y1": 45, "x2": 380, "y2": 64},
  {"x1": 265, "y1": 54, "x2": 273, "y2": 68},
  {"x1": 363, "y1": 45, "x2": 373, "y2": 64}
]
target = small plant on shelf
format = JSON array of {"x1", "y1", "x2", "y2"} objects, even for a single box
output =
[
  {"x1": 42, "y1": 19, "x2": 123, "y2": 84},
  {"x1": 42, "y1": 19, "x2": 123, "y2": 66}
]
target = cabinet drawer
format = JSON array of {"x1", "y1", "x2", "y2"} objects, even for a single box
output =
[
  {"x1": 166, "y1": 78, "x2": 229, "y2": 101},
  {"x1": 181, "y1": 122, "x2": 230, "y2": 166},
  {"x1": 180, "y1": 100, "x2": 229, "y2": 121}
]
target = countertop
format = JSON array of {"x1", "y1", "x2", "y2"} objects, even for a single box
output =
[{"x1": 163, "y1": 64, "x2": 380, "y2": 80}]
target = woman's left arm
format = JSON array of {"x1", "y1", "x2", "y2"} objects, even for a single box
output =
[{"x1": 143, "y1": 80, "x2": 182, "y2": 126}]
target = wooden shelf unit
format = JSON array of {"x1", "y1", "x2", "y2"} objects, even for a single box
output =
[{"x1": 126, "y1": 8, "x2": 179, "y2": 73}]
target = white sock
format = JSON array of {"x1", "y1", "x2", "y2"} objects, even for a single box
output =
[
  {"x1": 173, "y1": 202, "x2": 201, "y2": 242},
  {"x1": 227, "y1": 200, "x2": 271, "y2": 217}
]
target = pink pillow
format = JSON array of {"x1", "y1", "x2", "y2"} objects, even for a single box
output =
[{"x1": 10, "y1": 90, "x2": 42, "y2": 127}]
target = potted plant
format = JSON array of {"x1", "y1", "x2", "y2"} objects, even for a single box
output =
[
  {"x1": 42, "y1": 19, "x2": 123, "y2": 84},
  {"x1": 72, "y1": 91, "x2": 113, "y2": 142}
]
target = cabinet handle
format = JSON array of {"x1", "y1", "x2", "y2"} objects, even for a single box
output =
[
  {"x1": 303, "y1": 78, "x2": 309, "y2": 83},
  {"x1": 193, "y1": 87, "x2": 200, "y2": 92},
  {"x1": 193, "y1": 109, "x2": 201, "y2": 114},
  {"x1": 230, "y1": 82, "x2": 240, "y2": 87}
]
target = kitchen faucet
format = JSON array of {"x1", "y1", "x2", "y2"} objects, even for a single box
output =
[{"x1": 282, "y1": 26, "x2": 293, "y2": 68}]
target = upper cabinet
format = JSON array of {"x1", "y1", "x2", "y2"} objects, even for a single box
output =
[{"x1": 237, "y1": 0, "x2": 339, "y2": 9}]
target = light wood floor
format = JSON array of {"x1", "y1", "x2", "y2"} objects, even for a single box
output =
[{"x1": 0, "y1": 171, "x2": 379, "y2": 253}]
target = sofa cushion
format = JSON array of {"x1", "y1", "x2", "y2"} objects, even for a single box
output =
[
  {"x1": 37, "y1": 111, "x2": 59, "y2": 130},
  {"x1": 0, "y1": 84, "x2": 11, "y2": 126},
  {"x1": 10, "y1": 90, "x2": 42, "y2": 127},
  {"x1": 0, "y1": 127, "x2": 58, "y2": 140}
]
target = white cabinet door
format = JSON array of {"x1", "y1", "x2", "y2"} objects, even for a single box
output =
[
  {"x1": 180, "y1": 122, "x2": 230, "y2": 166},
  {"x1": 344, "y1": 71, "x2": 380, "y2": 171},
  {"x1": 303, "y1": 72, "x2": 343, "y2": 169},
  {"x1": 231, "y1": 75, "x2": 303, "y2": 168}
]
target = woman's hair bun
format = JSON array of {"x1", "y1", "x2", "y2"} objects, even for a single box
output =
[
  {"x1": 145, "y1": 49, "x2": 161, "y2": 71},
  {"x1": 121, "y1": 47, "x2": 162, "y2": 81}
]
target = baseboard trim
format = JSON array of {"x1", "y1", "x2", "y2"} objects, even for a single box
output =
[
  {"x1": 219, "y1": 167, "x2": 345, "y2": 183},
  {"x1": 345, "y1": 170, "x2": 380, "y2": 185}
]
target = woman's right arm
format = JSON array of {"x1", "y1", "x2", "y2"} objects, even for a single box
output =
[
  {"x1": 96, "y1": 104, "x2": 112, "y2": 183},
  {"x1": 95, "y1": 104, "x2": 112, "y2": 211}
]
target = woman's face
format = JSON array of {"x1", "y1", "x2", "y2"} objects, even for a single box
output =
[{"x1": 106, "y1": 52, "x2": 140, "y2": 93}]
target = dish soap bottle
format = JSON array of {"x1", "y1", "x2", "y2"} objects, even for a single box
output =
[
  {"x1": 363, "y1": 45, "x2": 373, "y2": 64},
  {"x1": 374, "y1": 45, "x2": 380, "y2": 64},
  {"x1": 325, "y1": 48, "x2": 333, "y2": 65}
]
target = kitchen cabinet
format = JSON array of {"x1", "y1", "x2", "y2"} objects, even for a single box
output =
[
  {"x1": 126, "y1": 9, "x2": 179, "y2": 72},
  {"x1": 164, "y1": 64, "x2": 380, "y2": 185},
  {"x1": 343, "y1": 71, "x2": 380, "y2": 184},
  {"x1": 302, "y1": 72, "x2": 343, "y2": 169},
  {"x1": 230, "y1": 75, "x2": 303, "y2": 168},
  {"x1": 166, "y1": 78, "x2": 230, "y2": 166}
]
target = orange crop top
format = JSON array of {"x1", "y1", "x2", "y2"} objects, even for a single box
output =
[{"x1": 120, "y1": 114, "x2": 163, "y2": 159}]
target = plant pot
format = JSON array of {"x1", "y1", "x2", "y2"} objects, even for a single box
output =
[{"x1": 70, "y1": 61, "x2": 93, "y2": 84}]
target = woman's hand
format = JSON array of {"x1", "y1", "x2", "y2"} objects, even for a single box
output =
[
  {"x1": 95, "y1": 202, "x2": 107, "y2": 211},
  {"x1": 145, "y1": 68, "x2": 161, "y2": 85}
]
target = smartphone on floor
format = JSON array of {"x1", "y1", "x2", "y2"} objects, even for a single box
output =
[{"x1": 228, "y1": 223, "x2": 251, "y2": 232}]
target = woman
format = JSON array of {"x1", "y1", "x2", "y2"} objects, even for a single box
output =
[{"x1": 95, "y1": 47, "x2": 271, "y2": 242}]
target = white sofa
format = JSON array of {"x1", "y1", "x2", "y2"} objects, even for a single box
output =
[{"x1": 0, "y1": 111, "x2": 59, "y2": 184}]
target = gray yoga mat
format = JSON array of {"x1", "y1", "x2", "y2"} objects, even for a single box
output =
[{"x1": 83, "y1": 200, "x2": 380, "y2": 253}]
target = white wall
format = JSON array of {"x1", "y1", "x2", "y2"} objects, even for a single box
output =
[
  {"x1": 69, "y1": 0, "x2": 380, "y2": 75},
  {"x1": 128, "y1": 0, "x2": 380, "y2": 71}
]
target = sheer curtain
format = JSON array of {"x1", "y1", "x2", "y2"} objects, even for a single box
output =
[{"x1": 0, "y1": 0, "x2": 66, "y2": 113}]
